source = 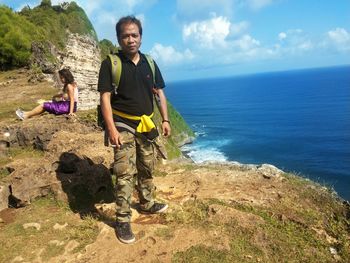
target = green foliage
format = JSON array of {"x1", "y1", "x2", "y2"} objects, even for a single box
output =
[
  {"x1": 22, "y1": 1, "x2": 97, "y2": 49},
  {"x1": 99, "y1": 39, "x2": 118, "y2": 59},
  {"x1": 0, "y1": 6, "x2": 42, "y2": 69},
  {"x1": 0, "y1": 1, "x2": 98, "y2": 69},
  {"x1": 40, "y1": 0, "x2": 52, "y2": 8}
]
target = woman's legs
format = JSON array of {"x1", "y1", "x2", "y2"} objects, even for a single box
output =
[{"x1": 24, "y1": 104, "x2": 45, "y2": 119}]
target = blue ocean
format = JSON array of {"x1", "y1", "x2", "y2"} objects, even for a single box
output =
[{"x1": 166, "y1": 65, "x2": 350, "y2": 201}]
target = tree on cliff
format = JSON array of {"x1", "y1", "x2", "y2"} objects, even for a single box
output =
[
  {"x1": 0, "y1": 6, "x2": 42, "y2": 69},
  {"x1": 0, "y1": 1, "x2": 97, "y2": 70},
  {"x1": 40, "y1": 0, "x2": 52, "y2": 8}
]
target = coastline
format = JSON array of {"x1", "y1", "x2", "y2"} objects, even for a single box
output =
[{"x1": 178, "y1": 138, "x2": 349, "y2": 203}]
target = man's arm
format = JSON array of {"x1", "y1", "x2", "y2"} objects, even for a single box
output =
[
  {"x1": 156, "y1": 88, "x2": 171, "y2": 137},
  {"x1": 100, "y1": 91, "x2": 123, "y2": 147}
]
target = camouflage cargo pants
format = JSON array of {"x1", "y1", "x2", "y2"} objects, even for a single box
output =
[{"x1": 113, "y1": 131, "x2": 156, "y2": 222}]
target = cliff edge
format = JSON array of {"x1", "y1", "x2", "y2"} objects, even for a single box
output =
[{"x1": 0, "y1": 71, "x2": 349, "y2": 263}]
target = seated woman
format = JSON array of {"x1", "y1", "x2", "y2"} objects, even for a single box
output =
[{"x1": 16, "y1": 68, "x2": 78, "y2": 120}]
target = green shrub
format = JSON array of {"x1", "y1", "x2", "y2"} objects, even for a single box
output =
[
  {"x1": 0, "y1": 1, "x2": 98, "y2": 69},
  {"x1": 0, "y1": 6, "x2": 42, "y2": 69},
  {"x1": 99, "y1": 39, "x2": 118, "y2": 59}
]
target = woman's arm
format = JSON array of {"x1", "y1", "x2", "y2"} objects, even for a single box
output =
[{"x1": 66, "y1": 84, "x2": 75, "y2": 115}]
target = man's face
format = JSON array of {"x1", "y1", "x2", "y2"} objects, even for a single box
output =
[{"x1": 118, "y1": 23, "x2": 141, "y2": 56}]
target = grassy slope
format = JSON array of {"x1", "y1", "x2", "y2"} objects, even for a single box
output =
[{"x1": 0, "y1": 2, "x2": 98, "y2": 70}]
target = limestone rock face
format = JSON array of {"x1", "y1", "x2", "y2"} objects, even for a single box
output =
[{"x1": 59, "y1": 33, "x2": 102, "y2": 110}]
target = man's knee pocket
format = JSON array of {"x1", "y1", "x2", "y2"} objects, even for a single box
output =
[{"x1": 114, "y1": 131, "x2": 136, "y2": 175}]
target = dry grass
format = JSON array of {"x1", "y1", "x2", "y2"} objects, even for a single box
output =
[
  {"x1": 165, "y1": 172, "x2": 350, "y2": 263},
  {"x1": 0, "y1": 69, "x2": 57, "y2": 123},
  {"x1": 0, "y1": 195, "x2": 99, "y2": 263}
]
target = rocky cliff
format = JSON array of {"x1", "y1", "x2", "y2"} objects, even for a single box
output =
[
  {"x1": 0, "y1": 115, "x2": 349, "y2": 262},
  {"x1": 58, "y1": 33, "x2": 101, "y2": 110}
]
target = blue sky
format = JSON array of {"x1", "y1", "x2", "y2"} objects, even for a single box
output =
[{"x1": 1, "y1": 0, "x2": 350, "y2": 81}]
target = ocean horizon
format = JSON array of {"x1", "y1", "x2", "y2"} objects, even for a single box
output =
[{"x1": 166, "y1": 65, "x2": 350, "y2": 201}]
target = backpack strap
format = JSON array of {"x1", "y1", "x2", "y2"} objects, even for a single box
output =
[
  {"x1": 144, "y1": 54, "x2": 156, "y2": 84},
  {"x1": 144, "y1": 54, "x2": 161, "y2": 105},
  {"x1": 107, "y1": 53, "x2": 122, "y2": 94},
  {"x1": 108, "y1": 52, "x2": 156, "y2": 94}
]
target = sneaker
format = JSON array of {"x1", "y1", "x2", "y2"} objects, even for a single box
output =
[
  {"x1": 115, "y1": 222, "x2": 135, "y2": 244},
  {"x1": 140, "y1": 202, "x2": 168, "y2": 214},
  {"x1": 15, "y1": 109, "x2": 25, "y2": 121}
]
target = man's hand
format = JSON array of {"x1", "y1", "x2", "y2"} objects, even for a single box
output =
[
  {"x1": 108, "y1": 126, "x2": 123, "y2": 148},
  {"x1": 162, "y1": 121, "x2": 171, "y2": 137}
]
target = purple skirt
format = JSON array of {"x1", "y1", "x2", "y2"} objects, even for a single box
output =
[{"x1": 43, "y1": 101, "x2": 77, "y2": 115}]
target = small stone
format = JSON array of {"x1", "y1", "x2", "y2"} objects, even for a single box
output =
[
  {"x1": 53, "y1": 222, "x2": 68, "y2": 230},
  {"x1": 23, "y1": 223, "x2": 41, "y2": 231},
  {"x1": 258, "y1": 164, "x2": 283, "y2": 179},
  {"x1": 0, "y1": 217, "x2": 4, "y2": 223},
  {"x1": 330, "y1": 247, "x2": 337, "y2": 255}
]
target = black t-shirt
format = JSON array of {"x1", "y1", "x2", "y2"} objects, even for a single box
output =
[{"x1": 97, "y1": 51, "x2": 165, "y2": 135}]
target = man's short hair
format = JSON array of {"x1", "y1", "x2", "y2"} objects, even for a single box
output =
[{"x1": 116, "y1": 16, "x2": 143, "y2": 40}]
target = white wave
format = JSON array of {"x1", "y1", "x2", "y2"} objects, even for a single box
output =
[
  {"x1": 181, "y1": 139, "x2": 231, "y2": 164},
  {"x1": 194, "y1": 131, "x2": 207, "y2": 137}
]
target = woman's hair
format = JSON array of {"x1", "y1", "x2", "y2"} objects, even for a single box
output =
[
  {"x1": 58, "y1": 68, "x2": 75, "y2": 85},
  {"x1": 116, "y1": 15, "x2": 142, "y2": 40}
]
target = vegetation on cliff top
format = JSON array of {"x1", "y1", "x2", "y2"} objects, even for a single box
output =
[
  {"x1": 0, "y1": 0, "x2": 97, "y2": 70},
  {"x1": 99, "y1": 39, "x2": 119, "y2": 60}
]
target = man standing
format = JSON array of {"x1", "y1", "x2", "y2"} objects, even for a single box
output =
[{"x1": 98, "y1": 16, "x2": 171, "y2": 244}]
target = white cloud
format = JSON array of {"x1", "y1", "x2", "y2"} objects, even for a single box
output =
[
  {"x1": 180, "y1": 15, "x2": 279, "y2": 65},
  {"x1": 183, "y1": 15, "x2": 231, "y2": 49},
  {"x1": 233, "y1": 34, "x2": 260, "y2": 51},
  {"x1": 327, "y1": 28, "x2": 350, "y2": 51},
  {"x1": 95, "y1": 10, "x2": 117, "y2": 26},
  {"x1": 229, "y1": 21, "x2": 249, "y2": 37},
  {"x1": 298, "y1": 40, "x2": 313, "y2": 51},
  {"x1": 150, "y1": 43, "x2": 194, "y2": 66},
  {"x1": 276, "y1": 29, "x2": 314, "y2": 54},
  {"x1": 278, "y1": 32, "x2": 287, "y2": 41}
]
